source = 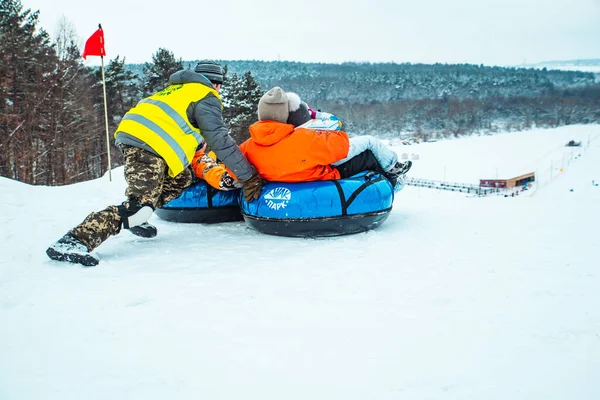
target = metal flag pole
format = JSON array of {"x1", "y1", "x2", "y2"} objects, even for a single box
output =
[{"x1": 98, "y1": 23, "x2": 112, "y2": 181}]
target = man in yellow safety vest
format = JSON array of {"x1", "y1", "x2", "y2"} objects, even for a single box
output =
[{"x1": 46, "y1": 61, "x2": 263, "y2": 267}]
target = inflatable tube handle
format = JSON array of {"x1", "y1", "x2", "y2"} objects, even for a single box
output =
[
  {"x1": 363, "y1": 171, "x2": 378, "y2": 180},
  {"x1": 333, "y1": 175, "x2": 387, "y2": 216},
  {"x1": 205, "y1": 185, "x2": 227, "y2": 208}
]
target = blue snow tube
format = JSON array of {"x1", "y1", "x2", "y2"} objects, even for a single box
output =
[
  {"x1": 155, "y1": 180, "x2": 242, "y2": 223},
  {"x1": 240, "y1": 171, "x2": 394, "y2": 237}
]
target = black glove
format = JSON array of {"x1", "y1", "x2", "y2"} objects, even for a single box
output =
[{"x1": 242, "y1": 174, "x2": 264, "y2": 202}]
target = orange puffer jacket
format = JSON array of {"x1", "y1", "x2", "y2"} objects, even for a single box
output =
[{"x1": 239, "y1": 121, "x2": 350, "y2": 182}]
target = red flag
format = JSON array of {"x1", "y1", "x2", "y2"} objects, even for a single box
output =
[{"x1": 82, "y1": 25, "x2": 106, "y2": 59}]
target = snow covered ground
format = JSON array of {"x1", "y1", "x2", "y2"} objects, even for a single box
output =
[
  {"x1": 392, "y1": 125, "x2": 595, "y2": 186},
  {"x1": 517, "y1": 63, "x2": 600, "y2": 75},
  {"x1": 549, "y1": 66, "x2": 600, "y2": 74},
  {"x1": 1, "y1": 124, "x2": 600, "y2": 400}
]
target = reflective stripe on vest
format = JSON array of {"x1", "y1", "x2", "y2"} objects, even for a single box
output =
[
  {"x1": 137, "y1": 98, "x2": 204, "y2": 144},
  {"x1": 121, "y1": 113, "x2": 188, "y2": 165},
  {"x1": 115, "y1": 82, "x2": 219, "y2": 177}
]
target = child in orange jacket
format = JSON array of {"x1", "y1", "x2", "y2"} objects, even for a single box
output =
[{"x1": 240, "y1": 87, "x2": 411, "y2": 186}]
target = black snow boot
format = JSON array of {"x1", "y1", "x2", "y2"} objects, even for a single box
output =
[
  {"x1": 387, "y1": 160, "x2": 412, "y2": 176},
  {"x1": 385, "y1": 161, "x2": 412, "y2": 193},
  {"x1": 129, "y1": 222, "x2": 157, "y2": 238},
  {"x1": 46, "y1": 234, "x2": 99, "y2": 267}
]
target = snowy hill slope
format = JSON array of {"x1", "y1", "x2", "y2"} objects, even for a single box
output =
[
  {"x1": 521, "y1": 59, "x2": 600, "y2": 74},
  {"x1": 1, "y1": 125, "x2": 599, "y2": 400}
]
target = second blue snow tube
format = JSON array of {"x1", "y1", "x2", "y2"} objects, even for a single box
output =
[
  {"x1": 155, "y1": 180, "x2": 242, "y2": 223},
  {"x1": 240, "y1": 171, "x2": 394, "y2": 237}
]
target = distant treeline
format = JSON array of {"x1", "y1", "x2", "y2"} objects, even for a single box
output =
[
  {"x1": 2, "y1": 0, "x2": 600, "y2": 186},
  {"x1": 130, "y1": 59, "x2": 600, "y2": 138},
  {"x1": 197, "y1": 61, "x2": 600, "y2": 138}
]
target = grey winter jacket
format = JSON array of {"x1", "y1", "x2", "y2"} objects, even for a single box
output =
[{"x1": 115, "y1": 70, "x2": 255, "y2": 182}]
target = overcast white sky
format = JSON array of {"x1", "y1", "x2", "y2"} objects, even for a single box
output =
[{"x1": 27, "y1": 0, "x2": 600, "y2": 67}]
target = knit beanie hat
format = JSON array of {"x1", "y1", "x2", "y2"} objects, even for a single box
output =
[
  {"x1": 195, "y1": 61, "x2": 224, "y2": 84},
  {"x1": 258, "y1": 87, "x2": 289, "y2": 123},
  {"x1": 286, "y1": 92, "x2": 312, "y2": 127}
]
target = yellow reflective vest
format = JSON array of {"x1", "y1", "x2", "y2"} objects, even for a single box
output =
[{"x1": 115, "y1": 83, "x2": 219, "y2": 177}]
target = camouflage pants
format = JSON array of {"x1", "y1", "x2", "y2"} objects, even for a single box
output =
[{"x1": 70, "y1": 145, "x2": 192, "y2": 251}]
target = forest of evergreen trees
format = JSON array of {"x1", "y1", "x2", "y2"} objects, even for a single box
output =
[
  {"x1": 0, "y1": 0, "x2": 261, "y2": 185},
  {"x1": 2, "y1": 0, "x2": 600, "y2": 186},
  {"x1": 197, "y1": 60, "x2": 600, "y2": 139}
]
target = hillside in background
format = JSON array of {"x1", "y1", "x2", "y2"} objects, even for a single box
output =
[
  {"x1": 521, "y1": 58, "x2": 600, "y2": 74},
  {"x1": 125, "y1": 60, "x2": 600, "y2": 140},
  {"x1": 128, "y1": 60, "x2": 597, "y2": 103}
]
